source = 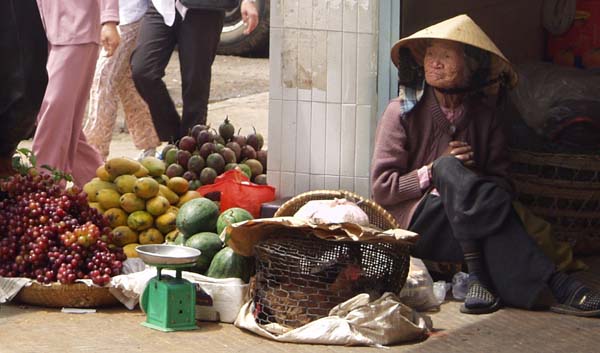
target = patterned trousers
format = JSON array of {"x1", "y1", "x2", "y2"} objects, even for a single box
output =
[{"x1": 84, "y1": 20, "x2": 160, "y2": 160}]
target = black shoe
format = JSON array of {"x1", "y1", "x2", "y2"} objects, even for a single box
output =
[
  {"x1": 550, "y1": 286, "x2": 600, "y2": 317},
  {"x1": 460, "y1": 279, "x2": 501, "y2": 315}
]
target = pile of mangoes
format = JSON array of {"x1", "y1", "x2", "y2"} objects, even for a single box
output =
[{"x1": 83, "y1": 157, "x2": 203, "y2": 255}]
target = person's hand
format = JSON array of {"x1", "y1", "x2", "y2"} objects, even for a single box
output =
[
  {"x1": 241, "y1": 0, "x2": 259, "y2": 35},
  {"x1": 101, "y1": 22, "x2": 120, "y2": 57},
  {"x1": 447, "y1": 140, "x2": 475, "y2": 167}
]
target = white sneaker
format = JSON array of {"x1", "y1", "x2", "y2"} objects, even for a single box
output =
[{"x1": 137, "y1": 147, "x2": 156, "y2": 161}]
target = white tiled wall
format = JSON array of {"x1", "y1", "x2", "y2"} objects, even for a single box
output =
[{"x1": 268, "y1": 0, "x2": 379, "y2": 199}]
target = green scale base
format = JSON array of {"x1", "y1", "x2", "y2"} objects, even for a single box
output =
[{"x1": 140, "y1": 265, "x2": 197, "y2": 332}]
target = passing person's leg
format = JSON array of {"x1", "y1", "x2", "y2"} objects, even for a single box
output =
[
  {"x1": 131, "y1": 3, "x2": 178, "y2": 142},
  {"x1": 33, "y1": 43, "x2": 104, "y2": 187},
  {"x1": 116, "y1": 21, "x2": 160, "y2": 159},
  {"x1": 176, "y1": 9, "x2": 224, "y2": 138}
]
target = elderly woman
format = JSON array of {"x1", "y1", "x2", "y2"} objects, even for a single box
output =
[{"x1": 371, "y1": 15, "x2": 600, "y2": 316}]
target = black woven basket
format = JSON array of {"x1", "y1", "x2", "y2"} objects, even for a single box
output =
[
  {"x1": 252, "y1": 234, "x2": 410, "y2": 329},
  {"x1": 509, "y1": 149, "x2": 600, "y2": 254}
]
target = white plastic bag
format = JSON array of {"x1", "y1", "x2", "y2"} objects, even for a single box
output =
[
  {"x1": 235, "y1": 292, "x2": 431, "y2": 347},
  {"x1": 399, "y1": 257, "x2": 440, "y2": 311},
  {"x1": 293, "y1": 199, "x2": 370, "y2": 226}
]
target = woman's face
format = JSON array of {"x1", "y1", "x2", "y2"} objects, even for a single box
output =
[{"x1": 423, "y1": 40, "x2": 468, "y2": 89}]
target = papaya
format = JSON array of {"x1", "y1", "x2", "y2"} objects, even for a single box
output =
[
  {"x1": 134, "y1": 165, "x2": 149, "y2": 178},
  {"x1": 123, "y1": 243, "x2": 140, "y2": 258},
  {"x1": 158, "y1": 184, "x2": 179, "y2": 205},
  {"x1": 112, "y1": 226, "x2": 138, "y2": 247},
  {"x1": 105, "y1": 157, "x2": 142, "y2": 177},
  {"x1": 165, "y1": 229, "x2": 180, "y2": 243},
  {"x1": 96, "y1": 165, "x2": 114, "y2": 182},
  {"x1": 139, "y1": 228, "x2": 164, "y2": 245},
  {"x1": 140, "y1": 156, "x2": 166, "y2": 177},
  {"x1": 120, "y1": 193, "x2": 146, "y2": 213},
  {"x1": 96, "y1": 189, "x2": 121, "y2": 210},
  {"x1": 114, "y1": 174, "x2": 137, "y2": 194},
  {"x1": 156, "y1": 211, "x2": 177, "y2": 234},
  {"x1": 103, "y1": 208, "x2": 128, "y2": 228},
  {"x1": 134, "y1": 177, "x2": 160, "y2": 199},
  {"x1": 127, "y1": 211, "x2": 154, "y2": 231},
  {"x1": 167, "y1": 176, "x2": 189, "y2": 195},
  {"x1": 176, "y1": 197, "x2": 219, "y2": 236},
  {"x1": 83, "y1": 178, "x2": 117, "y2": 202},
  {"x1": 146, "y1": 195, "x2": 170, "y2": 217}
]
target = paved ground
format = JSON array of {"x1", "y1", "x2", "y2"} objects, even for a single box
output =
[{"x1": 2, "y1": 256, "x2": 599, "y2": 353}]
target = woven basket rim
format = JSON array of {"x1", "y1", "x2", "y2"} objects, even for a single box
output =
[
  {"x1": 273, "y1": 189, "x2": 400, "y2": 230},
  {"x1": 15, "y1": 281, "x2": 119, "y2": 308}
]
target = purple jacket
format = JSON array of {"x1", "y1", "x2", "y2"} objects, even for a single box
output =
[{"x1": 37, "y1": 0, "x2": 119, "y2": 45}]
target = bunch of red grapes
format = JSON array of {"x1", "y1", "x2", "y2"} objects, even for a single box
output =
[{"x1": 0, "y1": 172, "x2": 124, "y2": 286}]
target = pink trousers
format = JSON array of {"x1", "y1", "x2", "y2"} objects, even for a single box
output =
[{"x1": 33, "y1": 43, "x2": 103, "y2": 187}]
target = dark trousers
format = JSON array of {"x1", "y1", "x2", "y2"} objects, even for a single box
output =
[
  {"x1": 0, "y1": 0, "x2": 47, "y2": 157},
  {"x1": 409, "y1": 156, "x2": 556, "y2": 309},
  {"x1": 131, "y1": 4, "x2": 224, "y2": 142}
]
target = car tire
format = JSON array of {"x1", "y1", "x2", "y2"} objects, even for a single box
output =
[{"x1": 217, "y1": 0, "x2": 270, "y2": 56}]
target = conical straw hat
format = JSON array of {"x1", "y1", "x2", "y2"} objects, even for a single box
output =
[{"x1": 391, "y1": 14, "x2": 518, "y2": 88}]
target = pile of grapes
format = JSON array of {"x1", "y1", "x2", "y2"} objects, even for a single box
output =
[{"x1": 0, "y1": 171, "x2": 124, "y2": 286}]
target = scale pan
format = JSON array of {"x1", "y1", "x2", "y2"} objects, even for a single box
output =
[{"x1": 136, "y1": 244, "x2": 201, "y2": 266}]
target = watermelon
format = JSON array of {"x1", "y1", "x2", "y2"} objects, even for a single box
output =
[
  {"x1": 176, "y1": 197, "x2": 219, "y2": 236},
  {"x1": 206, "y1": 247, "x2": 252, "y2": 283},
  {"x1": 185, "y1": 232, "x2": 223, "y2": 273},
  {"x1": 216, "y1": 207, "x2": 253, "y2": 235}
]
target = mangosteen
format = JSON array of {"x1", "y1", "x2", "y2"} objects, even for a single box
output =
[
  {"x1": 178, "y1": 135, "x2": 197, "y2": 153},
  {"x1": 199, "y1": 142, "x2": 216, "y2": 159},
  {"x1": 232, "y1": 128, "x2": 247, "y2": 146},
  {"x1": 240, "y1": 144, "x2": 257, "y2": 161},
  {"x1": 218, "y1": 116, "x2": 235, "y2": 142},
  {"x1": 220, "y1": 147, "x2": 236, "y2": 164},
  {"x1": 176, "y1": 149, "x2": 192, "y2": 168},
  {"x1": 196, "y1": 130, "x2": 211, "y2": 146},
  {"x1": 256, "y1": 149, "x2": 268, "y2": 171},
  {"x1": 226, "y1": 141, "x2": 242, "y2": 161}
]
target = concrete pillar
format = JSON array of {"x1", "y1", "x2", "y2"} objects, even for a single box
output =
[{"x1": 267, "y1": 0, "x2": 380, "y2": 199}]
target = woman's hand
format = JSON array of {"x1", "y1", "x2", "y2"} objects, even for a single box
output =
[
  {"x1": 447, "y1": 141, "x2": 475, "y2": 167},
  {"x1": 101, "y1": 22, "x2": 120, "y2": 57},
  {"x1": 241, "y1": 0, "x2": 259, "y2": 35}
]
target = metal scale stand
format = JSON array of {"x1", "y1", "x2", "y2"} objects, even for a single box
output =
[{"x1": 136, "y1": 244, "x2": 201, "y2": 332}]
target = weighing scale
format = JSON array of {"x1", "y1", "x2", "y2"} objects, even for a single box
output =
[{"x1": 136, "y1": 244, "x2": 201, "y2": 332}]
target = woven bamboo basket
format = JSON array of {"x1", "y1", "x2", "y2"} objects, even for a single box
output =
[
  {"x1": 273, "y1": 189, "x2": 400, "y2": 230},
  {"x1": 251, "y1": 190, "x2": 411, "y2": 329},
  {"x1": 15, "y1": 282, "x2": 119, "y2": 308},
  {"x1": 509, "y1": 149, "x2": 600, "y2": 254}
]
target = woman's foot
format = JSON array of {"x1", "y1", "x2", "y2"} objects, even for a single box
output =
[
  {"x1": 460, "y1": 276, "x2": 501, "y2": 314},
  {"x1": 551, "y1": 285, "x2": 600, "y2": 317},
  {"x1": 137, "y1": 147, "x2": 157, "y2": 161}
]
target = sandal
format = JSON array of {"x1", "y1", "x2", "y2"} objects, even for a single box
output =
[
  {"x1": 550, "y1": 286, "x2": 600, "y2": 317},
  {"x1": 460, "y1": 279, "x2": 501, "y2": 315}
]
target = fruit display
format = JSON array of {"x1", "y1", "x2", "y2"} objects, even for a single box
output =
[
  {"x1": 161, "y1": 117, "x2": 269, "y2": 187},
  {"x1": 0, "y1": 170, "x2": 124, "y2": 286},
  {"x1": 83, "y1": 156, "x2": 205, "y2": 252}
]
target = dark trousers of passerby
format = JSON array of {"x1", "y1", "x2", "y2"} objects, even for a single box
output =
[
  {"x1": 131, "y1": 4, "x2": 224, "y2": 142},
  {"x1": 0, "y1": 0, "x2": 48, "y2": 158},
  {"x1": 408, "y1": 156, "x2": 556, "y2": 309}
]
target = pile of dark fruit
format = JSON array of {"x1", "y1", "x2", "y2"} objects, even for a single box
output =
[{"x1": 162, "y1": 117, "x2": 268, "y2": 189}]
